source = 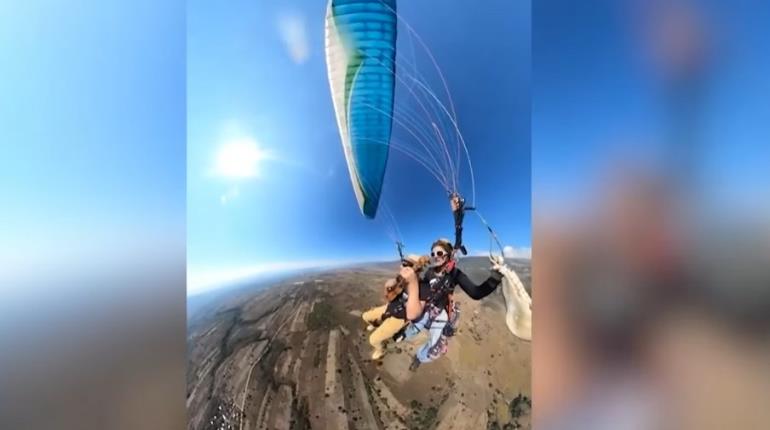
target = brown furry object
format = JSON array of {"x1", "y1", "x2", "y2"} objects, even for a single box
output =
[{"x1": 384, "y1": 254, "x2": 429, "y2": 302}]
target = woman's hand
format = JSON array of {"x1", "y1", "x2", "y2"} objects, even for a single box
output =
[
  {"x1": 450, "y1": 194, "x2": 462, "y2": 212},
  {"x1": 490, "y1": 255, "x2": 505, "y2": 272},
  {"x1": 399, "y1": 266, "x2": 417, "y2": 282}
]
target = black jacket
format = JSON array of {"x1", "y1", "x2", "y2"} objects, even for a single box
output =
[
  {"x1": 384, "y1": 266, "x2": 503, "y2": 320},
  {"x1": 419, "y1": 266, "x2": 503, "y2": 314}
]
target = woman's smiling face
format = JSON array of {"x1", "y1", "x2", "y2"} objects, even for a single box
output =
[{"x1": 431, "y1": 246, "x2": 449, "y2": 266}]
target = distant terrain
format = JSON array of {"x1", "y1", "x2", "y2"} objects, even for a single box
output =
[{"x1": 187, "y1": 258, "x2": 531, "y2": 429}]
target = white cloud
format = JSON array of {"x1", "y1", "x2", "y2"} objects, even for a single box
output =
[
  {"x1": 469, "y1": 246, "x2": 532, "y2": 260},
  {"x1": 503, "y1": 245, "x2": 532, "y2": 259},
  {"x1": 277, "y1": 13, "x2": 309, "y2": 65}
]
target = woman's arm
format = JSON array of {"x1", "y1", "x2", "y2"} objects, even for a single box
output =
[
  {"x1": 400, "y1": 266, "x2": 424, "y2": 320},
  {"x1": 455, "y1": 268, "x2": 503, "y2": 300}
]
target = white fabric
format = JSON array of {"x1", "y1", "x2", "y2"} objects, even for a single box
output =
[{"x1": 493, "y1": 256, "x2": 532, "y2": 340}]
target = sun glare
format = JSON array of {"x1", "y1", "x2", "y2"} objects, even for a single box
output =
[{"x1": 214, "y1": 137, "x2": 267, "y2": 178}]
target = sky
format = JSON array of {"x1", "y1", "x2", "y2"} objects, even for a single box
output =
[
  {"x1": 188, "y1": 0, "x2": 531, "y2": 293},
  {"x1": 533, "y1": 0, "x2": 770, "y2": 213},
  {"x1": 1, "y1": 1, "x2": 186, "y2": 289}
]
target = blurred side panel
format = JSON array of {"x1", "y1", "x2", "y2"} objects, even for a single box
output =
[
  {"x1": 533, "y1": 1, "x2": 770, "y2": 429},
  {"x1": 0, "y1": 1, "x2": 186, "y2": 429}
]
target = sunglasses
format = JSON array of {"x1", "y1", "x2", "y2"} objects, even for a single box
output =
[
  {"x1": 431, "y1": 250, "x2": 447, "y2": 257},
  {"x1": 400, "y1": 260, "x2": 414, "y2": 268}
]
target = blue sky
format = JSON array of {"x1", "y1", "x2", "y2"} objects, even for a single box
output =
[
  {"x1": 188, "y1": 0, "x2": 531, "y2": 292},
  {"x1": 1, "y1": 1, "x2": 185, "y2": 287}
]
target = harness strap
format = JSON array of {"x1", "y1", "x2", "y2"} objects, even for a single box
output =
[
  {"x1": 396, "y1": 241, "x2": 405, "y2": 261},
  {"x1": 450, "y1": 193, "x2": 469, "y2": 255}
]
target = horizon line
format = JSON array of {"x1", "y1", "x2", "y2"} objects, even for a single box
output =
[{"x1": 187, "y1": 253, "x2": 531, "y2": 297}]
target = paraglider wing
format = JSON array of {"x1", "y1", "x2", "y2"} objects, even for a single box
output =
[{"x1": 325, "y1": 0, "x2": 397, "y2": 218}]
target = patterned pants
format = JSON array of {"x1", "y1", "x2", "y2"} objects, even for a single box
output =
[{"x1": 404, "y1": 309, "x2": 449, "y2": 363}]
